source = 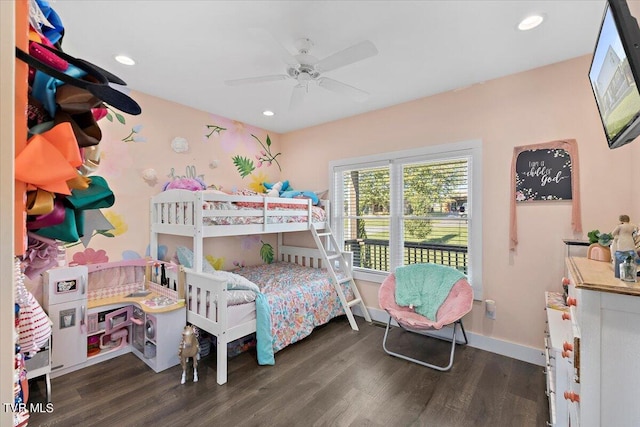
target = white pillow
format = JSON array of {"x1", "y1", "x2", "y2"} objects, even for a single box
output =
[
  {"x1": 175, "y1": 246, "x2": 260, "y2": 296},
  {"x1": 211, "y1": 269, "x2": 260, "y2": 293}
]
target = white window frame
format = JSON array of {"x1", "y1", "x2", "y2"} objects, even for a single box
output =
[{"x1": 329, "y1": 139, "x2": 483, "y2": 300}]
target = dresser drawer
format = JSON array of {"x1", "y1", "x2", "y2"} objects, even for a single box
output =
[{"x1": 545, "y1": 294, "x2": 573, "y2": 427}]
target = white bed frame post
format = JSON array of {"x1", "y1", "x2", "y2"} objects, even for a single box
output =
[
  {"x1": 215, "y1": 285, "x2": 228, "y2": 385},
  {"x1": 150, "y1": 198, "x2": 158, "y2": 260},
  {"x1": 180, "y1": 267, "x2": 242, "y2": 385},
  {"x1": 194, "y1": 192, "x2": 204, "y2": 272}
]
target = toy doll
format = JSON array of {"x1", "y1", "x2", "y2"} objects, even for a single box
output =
[
  {"x1": 612, "y1": 215, "x2": 638, "y2": 279},
  {"x1": 612, "y1": 214, "x2": 638, "y2": 253}
]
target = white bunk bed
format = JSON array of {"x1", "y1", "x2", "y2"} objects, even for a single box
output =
[
  {"x1": 149, "y1": 190, "x2": 327, "y2": 272},
  {"x1": 149, "y1": 189, "x2": 371, "y2": 385}
]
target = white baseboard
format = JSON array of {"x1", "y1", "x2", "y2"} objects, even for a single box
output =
[{"x1": 352, "y1": 306, "x2": 545, "y2": 367}]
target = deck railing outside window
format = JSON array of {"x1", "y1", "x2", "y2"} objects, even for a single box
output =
[{"x1": 344, "y1": 239, "x2": 468, "y2": 274}]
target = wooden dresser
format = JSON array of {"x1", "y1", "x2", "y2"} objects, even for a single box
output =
[{"x1": 562, "y1": 257, "x2": 640, "y2": 427}]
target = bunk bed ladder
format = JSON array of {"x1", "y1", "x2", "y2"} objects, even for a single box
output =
[{"x1": 311, "y1": 224, "x2": 372, "y2": 331}]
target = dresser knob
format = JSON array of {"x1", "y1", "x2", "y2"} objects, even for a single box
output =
[
  {"x1": 562, "y1": 350, "x2": 572, "y2": 358},
  {"x1": 562, "y1": 277, "x2": 571, "y2": 286},
  {"x1": 562, "y1": 312, "x2": 571, "y2": 321},
  {"x1": 564, "y1": 391, "x2": 580, "y2": 402},
  {"x1": 567, "y1": 297, "x2": 577, "y2": 307},
  {"x1": 563, "y1": 341, "x2": 573, "y2": 352}
]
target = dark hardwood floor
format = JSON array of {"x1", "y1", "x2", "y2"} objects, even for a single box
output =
[{"x1": 27, "y1": 317, "x2": 548, "y2": 427}]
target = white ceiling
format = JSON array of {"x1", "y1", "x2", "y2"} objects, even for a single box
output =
[{"x1": 51, "y1": 0, "x2": 608, "y2": 133}]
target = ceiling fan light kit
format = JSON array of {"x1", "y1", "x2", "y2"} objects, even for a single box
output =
[{"x1": 225, "y1": 36, "x2": 378, "y2": 109}]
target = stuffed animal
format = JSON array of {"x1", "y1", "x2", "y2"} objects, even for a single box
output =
[
  {"x1": 263, "y1": 180, "x2": 319, "y2": 205},
  {"x1": 162, "y1": 177, "x2": 207, "y2": 191},
  {"x1": 263, "y1": 180, "x2": 290, "y2": 195},
  {"x1": 266, "y1": 181, "x2": 283, "y2": 197}
]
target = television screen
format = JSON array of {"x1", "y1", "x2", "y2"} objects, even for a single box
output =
[{"x1": 589, "y1": 0, "x2": 640, "y2": 149}]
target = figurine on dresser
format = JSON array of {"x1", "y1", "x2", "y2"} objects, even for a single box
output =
[{"x1": 611, "y1": 214, "x2": 638, "y2": 279}]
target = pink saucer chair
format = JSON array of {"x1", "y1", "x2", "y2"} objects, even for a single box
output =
[{"x1": 379, "y1": 271, "x2": 473, "y2": 371}]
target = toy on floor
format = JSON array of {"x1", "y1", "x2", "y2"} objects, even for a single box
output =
[{"x1": 179, "y1": 325, "x2": 199, "y2": 384}]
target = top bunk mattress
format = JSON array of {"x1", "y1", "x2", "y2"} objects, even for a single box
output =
[
  {"x1": 203, "y1": 201, "x2": 325, "y2": 226},
  {"x1": 150, "y1": 189, "x2": 327, "y2": 233}
]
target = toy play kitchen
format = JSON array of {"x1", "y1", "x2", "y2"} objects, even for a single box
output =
[{"x1": 44, "y1": 259, "x2": 185, "y2": 378}]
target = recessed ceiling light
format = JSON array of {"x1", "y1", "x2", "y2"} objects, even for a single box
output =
[
  {"x1": 115, "y1": 55, "x2": 136, "y2": 65},
  {"x1": 262, "y1": 110, "x2": 275, "y2": 117},
  {"x1": 518, "y1": 14, "x2": 544, "y2": 31}
]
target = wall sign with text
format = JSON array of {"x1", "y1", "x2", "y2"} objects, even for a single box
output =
[{"x1": 515, "y1": 148, "x2": 572, "y2": 201}]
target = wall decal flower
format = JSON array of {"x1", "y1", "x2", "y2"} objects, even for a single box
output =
[
  {"x1": 209, "y1": 119, "x2": 245, "y2": 152},
  {"x1": 105, "y1": 106, "x2": 126, "y2": 125},
  {"x1": 71, "y1": 248, "x2": 109, "y2": 265},
  {"x1": 145, "y1": 244, "x2": 168, "y2": 261},
  {"x1": 252, "y1": 134, "x2": 281, "y2": 171},
  {"x1": 203, "y1": 124, "x2": 226, "y2": 139},
  {"x1": 205, "y1": 117, "x2": 262, "y2": 152},
  {"x1": 240, "y1": 235, "x2": 261, "y2": 251},
  {"x1": 248, "y1": 171, "x2": 269, "y2": 193},
  {"x1": 121, "y1": 124, "x2": 146, "y2": 142},
  {"x1": 171, "y1": 137, "x2": 189, "y2": 153},
  {"x1": 205, "y1": 255, "x2": 224, "y2": 270},
  {"x1": 142, "y1": 168, "x2": 158, "y2": 186},
  {"x1": 122, "y1": 250, "x2": 142, "y2": 260},
  {"x1": 103, "y1": 211, "x2": 128, "y2": 236}
]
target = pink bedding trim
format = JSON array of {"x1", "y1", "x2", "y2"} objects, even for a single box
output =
[
  {"x1": 378, "y1": 274, "x2": 473, "y2": 330},
  {"x1": 509, "y1": 139, "x2": 581, "y2": 250}
]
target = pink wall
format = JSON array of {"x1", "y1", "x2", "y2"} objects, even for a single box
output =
[
  {"x1": 28, "y1": 91, "x2": 285, "y2": 301},
  {"x1": 279, "y1": 55, "x2": 636, "y2": 349},
  {"x1": 31, "y1": 54, "x2": 638, "y2": 352},
  {"x1": 72, "y1": 91, "x2": 284, "y2": 267}
]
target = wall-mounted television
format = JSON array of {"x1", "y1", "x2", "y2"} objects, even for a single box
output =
[{"x1": 589, "y1": 0, "x2": 640, "y2": 149}]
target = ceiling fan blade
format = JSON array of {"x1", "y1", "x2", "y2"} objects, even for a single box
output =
[
  {"x1": 317, "y1": 77, "x2": 369, "y2": 102},
  {"x1": 225, "y1": 75, "x2": 289, "y2": 86},
  {"x1": 289, "y1": 84, "x2": 306, "y2": 110},
  {"x1": 315, "y1": 40, "x2": 378, "y2": 73},
  {"x1": 248, "y1": 28, "x2": 299, "y2": 67}
]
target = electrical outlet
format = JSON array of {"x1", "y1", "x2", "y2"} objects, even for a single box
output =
[{"x1": 485, "y1": 299, "x2": 496, "y2": 320}]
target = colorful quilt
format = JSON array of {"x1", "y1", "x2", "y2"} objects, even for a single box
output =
[{"x1": 234, "y1": 262, "x2": 353, "y2": 353}]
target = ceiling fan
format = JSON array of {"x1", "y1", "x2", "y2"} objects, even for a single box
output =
[{"x1": 225, "y1": 36, "x2": 378, "y2": 109}]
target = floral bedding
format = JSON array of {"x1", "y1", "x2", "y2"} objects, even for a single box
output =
[
  {"x1": 233, "y1": 262, "x2": 354, "y2": 353},
  {"x1": 202, "y1": 203, "x2": 325, "y2": 226}
]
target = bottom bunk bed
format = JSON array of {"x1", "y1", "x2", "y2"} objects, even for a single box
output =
[{"x1": 179, "y1": 244, "x2": 355, "y2": 385}]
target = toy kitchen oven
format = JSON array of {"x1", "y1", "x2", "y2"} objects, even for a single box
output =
[
  {"x1": 86, "y1": 305, "x2": 132, "y2": 355},
  {"x1": 131, "y1": 306, "x2": 158, "y2": 359}
]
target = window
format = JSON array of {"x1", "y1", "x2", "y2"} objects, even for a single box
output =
[{"x1": 330, "y1": 140, "x2": 483, "y2": 299}]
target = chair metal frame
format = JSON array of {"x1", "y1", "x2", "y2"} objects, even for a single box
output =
[{"x1": 382, "y1": 316, "x2": 468, "y2": 371}]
